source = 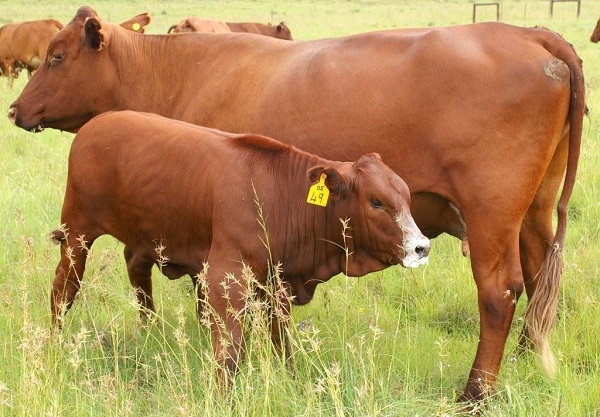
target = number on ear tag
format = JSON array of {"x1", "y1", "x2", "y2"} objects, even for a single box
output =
[{"x1": 307, "y1": 173, "x2": 329, "y2": 207}]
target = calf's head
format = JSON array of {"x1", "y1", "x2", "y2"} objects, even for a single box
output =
[{"x1": 310, "y1": 153, "x2": 430, "y2": 276}]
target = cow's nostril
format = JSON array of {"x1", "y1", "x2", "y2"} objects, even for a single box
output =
[
  {"x1": 7, "y1": 107, "x2": 16, "y2": 123},
  {"x1": 415, "y1": 243, "x2": 430, "y2": 257}
]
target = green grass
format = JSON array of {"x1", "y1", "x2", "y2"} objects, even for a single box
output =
[{"x1": 1, "y1": 0, "x2": 600, "y2": 415}]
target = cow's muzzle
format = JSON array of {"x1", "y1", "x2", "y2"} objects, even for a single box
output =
[
  {"x1": 7, "y1": 107, "x2": 16, "y2": 124},
  {"x1": 401, "y1": 234, "x2": 430, "y2": 268},
  {"x1": 7, "y1": 106, "x2": 44, "y2": 132}
]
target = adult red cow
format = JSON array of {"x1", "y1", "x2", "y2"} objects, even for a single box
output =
[
  {"x1": 225, "y1": 21, "x2": 293, "y2": 40},
  {"x1": 8, "y1": 6, "x2": 586, "y2": 402},
  {"x1": 0, "y1": 19, "x2": 63, "y2": 78},
  {"x1": 167, "y1": 17, "x2": 231, "y2": 34},
  {"x1": 50, "y1": 110, "x2": 430, "y2": 386},
  {"x1": 591, "y1": 17, "x2": 600, "y2": 42}
]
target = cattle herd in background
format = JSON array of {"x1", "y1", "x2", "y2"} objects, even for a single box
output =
[
  {"x1": 0, "y1": 13, "x2": 292, "y2": 80},
  {"x1": 0, "y1": 5, "x2": 593, "y2": 407}
]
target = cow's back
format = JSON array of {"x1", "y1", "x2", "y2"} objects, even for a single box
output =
[
  {"x1": 167, "y1": 24, "x2": 571, "y2": 195},
  {"x1": 67, "y1": 112, "x2": 269, "y2": 253},
  {"x1": 226, "y1": 22, "x2": 293, "y2": 40}
]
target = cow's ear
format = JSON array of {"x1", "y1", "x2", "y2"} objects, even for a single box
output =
[
  {"x1": 184, "y1": 19, "x2": 197, "y2": 32},
  {"x1": 308, "y1": 166, "x2": 349, "y2": 196},
  {"x1": 84, "y1": 17, "x2": 106, "y2": 51}
]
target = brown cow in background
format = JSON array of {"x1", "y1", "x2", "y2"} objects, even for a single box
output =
[
  {"x1": 167, "y1": 17, "x2": 231, "y2": 34},
  {"x1": 51, "y1": 110, "x2": 430, "y2": 387},
  {"x1": 0, "y1": 23, "x2": 19, "y2": 77},
  {"x1": 226, "y1": 21, "x2": 293, "y2": 40},
  {"x1": 591, "y1": 17, "x2": 600, "y2": 42},
  {"x1": 0, "y1": 19, "x2": 63, "y2": 79},
  {"x1": 167, "y1": 16, "x2": 292, "y2": 39}
]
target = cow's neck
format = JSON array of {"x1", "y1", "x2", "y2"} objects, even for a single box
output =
[
  {"x1": 112, "y1": 33, "x2": 213, "y2": 122},
  {"x1": 268, "y1": 153, "x2": 357, "y2": 284}
]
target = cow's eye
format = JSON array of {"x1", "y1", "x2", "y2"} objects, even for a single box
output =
[
  {"x1": 50, "y1": 53, "x2": 63, "y2": 65},
  {"x1": 370, "y1": 198, "x2": 383, "y2": 209}
]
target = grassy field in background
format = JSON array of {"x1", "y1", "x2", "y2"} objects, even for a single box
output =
[{"x1": 0, "y1": 1, "x2": 599, "y2": 415}]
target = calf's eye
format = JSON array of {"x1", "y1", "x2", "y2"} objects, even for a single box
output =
[{"x1": 370, "y1": 198, "x2": 383, "y2": 209}]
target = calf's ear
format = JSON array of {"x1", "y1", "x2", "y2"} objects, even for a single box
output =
[
  {"x1": 308, "y1": 166, "x2": 349, "y2": 196},
  {"x1": 84, "y1": 17, "x2": 106, "y2": 51}
]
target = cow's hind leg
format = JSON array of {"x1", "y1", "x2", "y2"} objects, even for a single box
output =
[
  {"x1": 517, "y1": 137, "x2": 568, "y2": 376},
  {"x1": 124, "y1": 247, "x2": 156, "y2": 320},
  {"x1": 458, "y1": 225, "x2": 524, "y2": 402},
  {"x1": 50, "y1": 228, "x2": 97, "y2": 328}
]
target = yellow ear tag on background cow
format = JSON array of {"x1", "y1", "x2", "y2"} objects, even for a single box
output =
[
  {"x1": 307, "y1": 173, "x2": 329, "y2": 207},
  {"x1": 132, "y1": 23, "x2": 141, "y2": 31}
]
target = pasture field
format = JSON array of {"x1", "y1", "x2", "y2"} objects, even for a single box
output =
[{"x1": 1, "y1": 0, "x2": 599, "y2": 415}]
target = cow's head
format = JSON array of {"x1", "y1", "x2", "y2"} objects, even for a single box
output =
[
  {"x1": 167, "y1": 18, "x2": 196, "y2": 34},
  {"x1": 309, "y1": 153, "x2": 430, "y2": 277},
  {"x1": 8, "y1": 6, "x2": 144, "y2": 132},
  {"x1": 276, "y1": 22, "x2": 293, "y2": 40},
  {"x1": 168, "y1": 17, "x2": 230, "y2": 34},
  {"x1": 591, "y1": 18, "x2": 600, "y2": 43}
]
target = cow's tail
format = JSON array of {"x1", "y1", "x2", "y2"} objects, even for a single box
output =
[{"x1": 525, "y1": 28, "x2": 586, "y2": 378}]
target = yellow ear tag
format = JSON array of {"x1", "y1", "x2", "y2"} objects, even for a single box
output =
[
  {"x1": 307, "y1": 173, "x2": 329, "y2": 207},
  {"x1": 132, "y1": 23, "x2": 141, "y2": 31}
]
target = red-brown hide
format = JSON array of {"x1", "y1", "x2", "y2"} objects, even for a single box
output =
[{"x1": 9, "y1": 6, "x2": 586, "y2": 401}]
